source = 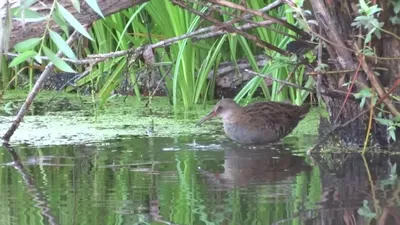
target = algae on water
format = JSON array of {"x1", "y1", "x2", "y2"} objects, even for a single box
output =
[{"x1": 0, "y1": 90, "x2": 321, "y2": 146}]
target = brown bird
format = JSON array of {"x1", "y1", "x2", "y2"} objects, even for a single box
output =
[{"x1": 196, "y1": 98, "x2": 311, "y2": 144}]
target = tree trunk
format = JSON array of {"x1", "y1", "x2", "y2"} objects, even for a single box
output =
[{"x1": 309, "y1": 0, "x2": 399, "y2": 147}]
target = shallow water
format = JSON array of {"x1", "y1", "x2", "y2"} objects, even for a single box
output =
[
  {"x1": 0, "y1": 133, "x2": 399, "y2": 225},
  {"x1": 1, "y1": 94, "x2": 399, "y2": 225}
]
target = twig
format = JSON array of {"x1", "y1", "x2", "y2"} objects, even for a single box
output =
[
  {"x1": 7, "y1": 1, "x2": 283, "y2": 66},
  {"x1": 245, "y1": 69, "x2": 314, "y2": 92},
  {"x1": 334, "y1": 62, "x2": 362, "y2": 124},
  {"x1": 245, "y1": 69, "x2": 357, "y2": 99},
  {"x1": 315, "y1": 25, "x2": 323, "y2": 101},
  {"x1": 200, "y1": 1, "x2": 245, "y2": 31},
  {"x1": 145, "y1": 60, "x2": 176, "y2": 108},
  {"x1": 317, "y1": 25, "x2": 323, "y2": 66},
  {"x1": 192, "y1": 0, "x2": 284, "y2": 40},
  {"x1": 307, "y1": 80, "x2": 400, "y2": 154},
  {"x1": 208, "y1": 0, "x2": 310, "y2": 39},
  {"x1": 5, "y1": 22, "x2": 213, "y2": 65},
  {"x1": 2, "y1": 31, "x2": 81, "y2": 143},
  {"x1": 148, "y1": 62, "x2": 175, "y2": 98},
  {"x1": 7, "y1": 9, "x2": 280, "y2": 66},
  {"x1": 289, "y1": 0, "x2": 400, "y2": 62},
  {"x1": 277, "y1": 61, "x2": 301, "y2": 94},
  {"x1": 354, "y1": 43, "x2": 400, "y2": 117},
  {"x1": 361, "y1": 154, "x2": 380, "y2": 216},
  {"x1": 362, "y1": 89, "x2": 375, "y2": 154},
  {"x1": 192, "y1": 0, "x2": 299, "y2": 41},
  {"x1": 171, "y1": 0, "x2": 288, "y2": 55},
  {"x1": 306, "y1": 67, "x2": 388, "y2": 75},
  {"x1": 306, "y1": 109, "x2": 369, "y2": 155},
  {"x1": 195, "y1": 18, "x2": 282, "y2": 41}
]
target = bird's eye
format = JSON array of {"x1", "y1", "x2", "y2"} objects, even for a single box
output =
[{"x1": 216, "y1": 105, "x2": 223, "y2": 112}]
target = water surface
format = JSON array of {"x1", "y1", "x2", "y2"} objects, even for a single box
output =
[
  {"x1": 0, "y1": 94, "x2": 398, "y2": 225},
  {"x1": 0, "y1": 134, "x2": 399, "y2": 225}
]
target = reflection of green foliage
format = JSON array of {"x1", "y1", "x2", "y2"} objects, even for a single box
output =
[
  {"x1": 0, "y1": 132, "x2": 321, "y2": 225},
  {"x1": 379, "y1": 159, "x2": 398, "y2": 187},
  {"x1": 374, "y1": 117, "x2": 400, "y2": 142}
]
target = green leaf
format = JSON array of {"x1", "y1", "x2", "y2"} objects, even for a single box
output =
[
  {"x1": 354, "y1": 15, "x2": 370, "y2": 22},
  {"x1": 393, "y1": 115, "x2": 400, "y2": 122},
  {"x1": 359, "y1": 0, "x2": 370, "y2": 13},
  {"x1": 351, "y1": 21, "x2": 361, "y2": 27},
  {"x1": 85, "y1": 0, "x2": 104, "y2": 18},
  {"x1": 357, "y1": 200, "x2": 376, "y2": 219},
  {"x1": 354, "y1": 88, "x2": 372, "y2": 98},
  {"x1": 14, "y1": 37, "x2": 42, "y2": 52},
  {"x1": 389, "y1": 128, "x2": 396, "y2": 141},
  {"x1": 390, "y1": 16, "x2": 400, "y2": 25},
  {"x1": 365, "y1": 32, "x2": 372, "y2": 44},
  {"x1": 360, "y1": 97, "x2": 366, "y2": 108},
  {"x1": 342, "y1": 81, "x2": 352, "y2": 87},
  {"x1": 56, "y1": 3, "x2": 93, "y2": 40},
  {"x1": 393, "y1": 0, "x2": 400, "y2": 13},
  {"x1": 8, "y1": 51, "x2": 37, "y2": 67},
  {"x1": 11, "y1": 8, "x2": 46, "y2": 22},
  {"x1": 21, "y1": 0, "x2": 38, "y2": 8},
  {"x1": 374, "y1": 28, "x2": 382, "y2": 39},
  {"x1": 71, "y1": 0, "x2": 81, "y2": 12},
  {"x1": 49, "y1": 29, "x2": 77, "y2": 59},
  {"x1": 99, "y1": 60, "x2": 127, "y2": 107},
  {"x1": 362, "y1": 47, "x2": 376, "y2": 56},
  {"x1": 390, "y1": 160, "x2": 397, "y2": 175},
  {"x1": 52, "y1": 7, "x2": 69, "y2": 35},
  {"x1": 369, "y1": 5, "x2": 382, "y2": 15},
  {"x1": 375, "y1": 117, "x2": 394, "y2": 126},
  {"x1": 34, "y1": 55, "x2": 42, "y2": 64},
  {"x1": 43, "y1": 46, "x2": 76, "y2": 73}
]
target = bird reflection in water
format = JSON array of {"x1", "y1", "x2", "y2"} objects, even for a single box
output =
[{"x1": 199, "y1": 143, "x2": 312, "y2": 188}]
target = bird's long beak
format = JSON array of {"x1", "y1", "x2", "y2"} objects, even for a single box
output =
[{"x1": 196, "y1": 111, "x2": 216, "y2": 127}]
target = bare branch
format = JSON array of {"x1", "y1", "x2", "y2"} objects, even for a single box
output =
[
  {"x1": 353, "y1": 43, "x2": 400, "y2": 117},
  {"x1": 2, "y1": 30, "x2": 81, "y2": 142},
  {"x1": 194, "y1": 19, "x2": 281, "y2": 40},
  {"x1": 209, "y1": 0, "x2": 310, "y2": 38},
  {"x1": 171, "y1": 0, "x2": 287, "y2": 55},
  {"x1": 245, "y1": 69, "x2": 358, "y2": 99}
]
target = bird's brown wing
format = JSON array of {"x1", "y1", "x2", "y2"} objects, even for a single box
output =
[{"x1": 239, "y1": 101, "x2": 309, "y2": 136}]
